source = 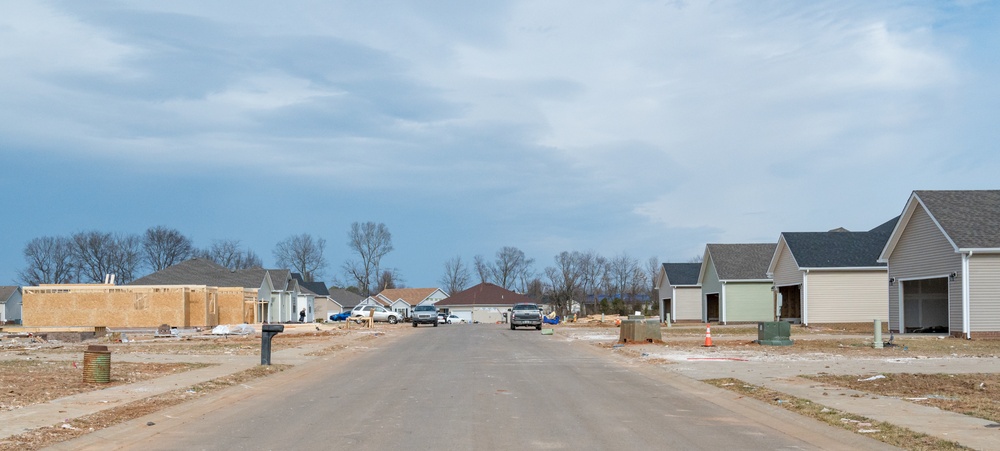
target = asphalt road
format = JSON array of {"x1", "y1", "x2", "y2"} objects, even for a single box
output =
[{"x1": 71, "y1": 324, "x2": 893, "y2": 450}]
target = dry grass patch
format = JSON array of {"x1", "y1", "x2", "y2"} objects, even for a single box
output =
[
  {"x1": 806, "y1": 373, "x2": 1000, "y2": 423},
  {"x1": 0, "y1": 364, "x2": 290, "y2": 451},
  {"x1": 0, "y1": 359, "x2": 208, "y2": 411},
  {"x1": 706, "y1": 378, "x2": 968, "y2": 450}
]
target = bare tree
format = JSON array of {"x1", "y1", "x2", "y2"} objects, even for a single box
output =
[
  {"x1": 273, "y1": 233, "x2": 327, "y2": 282},
  {"x1": 544, "y1": 251, "x2": 585, "y2": 317},
  {"x1": 377, "y1": 268, "x2": 404, "y2": 292},
  {"x1": 488, "y1": 246, "x2": 534, "y2": 291},
  {"x1": 18, "y1": 236, "x2": 77, "y2": 285},
  {"x1": 646, "y1": 256, "x2": 660, "y2": 291},
  {"x1": 525, "y1": 277, "x2": 545, "y2": 301},
  {"x1": 578, "y1": 251, "x2": 606, "y2": 315},
  {"x1": 440, "y1": 255, "x2": 470, "y2": 296},
  {"x1": 143, "y1": 226, "x2": 194, "y2": 272},
  {"x1": 473, "y1": 255, "x2": 489, "y2": 283},
  {"x1": 343, "y1": 222, "x2": 393, "y2": 297},
  {"x1": 109, "y1": 234, "x2": 143, "y2": 284},
  {"x1": 197, "y1": 239, "x2": 262, "y2": 270},
  {"x1": 607, "y1": 252, "x2": 640, "y2": 301},
  {"x1": 70, "y1": 231, "x2": 143, "y2": 284}
]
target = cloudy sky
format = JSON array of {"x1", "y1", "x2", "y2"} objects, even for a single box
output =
[{"x1": 2, "y1": 1, "x2": 999, "y2": 289}]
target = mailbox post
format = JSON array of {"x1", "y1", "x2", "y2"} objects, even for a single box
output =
[{"x1": 261, "y1": 324, "x2": 284, "y2": 365}]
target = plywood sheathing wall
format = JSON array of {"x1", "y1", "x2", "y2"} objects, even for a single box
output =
[
  {"x1": 217, "y1": 288, "x2": 257, "y2": 324},
  {"x1": 22, "y1": 285, "x2": 229, "y2": 328}
]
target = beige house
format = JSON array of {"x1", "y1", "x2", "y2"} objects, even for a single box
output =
[
  {"x1": 879, "y1": 190, "x2": 1000, "y2": 338},
  {"x1": 767, "y1": 218, "x2": 896, "y2": 326},
  {"x1": 654, "y1": 263, "x2": 701, "y2": 323}
]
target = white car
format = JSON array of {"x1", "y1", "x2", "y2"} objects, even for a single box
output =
[
  {"x1": 350, "y1": 305, "x2": 400, "y2": 324},
  {"x1": 447, "y1": 314, "x2": 463, "y2": 324}
]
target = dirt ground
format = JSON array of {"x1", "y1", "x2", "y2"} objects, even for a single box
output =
[
  {"x1": 0, "y1": 322, "x2": 388, "y2": 451},
  {"x1": 0, "y1": 323, "x2": 390, "y2": 413},
  {"x1": 560, "y1": 321, "x2": 1000, "y2": 425}
]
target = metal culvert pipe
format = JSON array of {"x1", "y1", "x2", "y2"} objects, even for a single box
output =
[{"x1": 83, "y1": 344, "x2": 111, "y2": 383}]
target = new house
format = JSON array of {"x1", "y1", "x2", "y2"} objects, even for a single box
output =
[
  {"x1": 698, "y1": 243, "x2": 776, "y2": 324},
  {"x1": 879, "y1": 190, "x2": 1000, "y2": 338},
  {"x1": 767, "y1": 218, "x2": 896, "y2": 326}
]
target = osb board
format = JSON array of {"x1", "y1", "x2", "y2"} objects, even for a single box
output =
[
  {"x1": 217, "y1": 289, "x2": 253, "y2": 325},
  {"x1": 22, "y1": 289, "x2": 210, "y2": 328}
]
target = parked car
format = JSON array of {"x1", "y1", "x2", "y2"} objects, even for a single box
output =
[
  {"x1": 437, "y1": 313, "x2": 448, "y2": 324},
  {"x1": 509, "y1": 303, "x2": 542, "y2": 330},
  {"x1": 447, "y1": 314, "x2": 463, "y2": 324},
  {"x1": 412, "y1": 305, "x2": 438, "y2": 327},
  {"x1": 329, "y1": 312, "x2": 351, "y2": 322},
  {"x1": 350, "y1": 304, "x2": 400, "y2": 324}
]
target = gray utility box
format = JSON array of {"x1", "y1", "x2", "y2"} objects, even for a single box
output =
[
  {"x1": 619, "y1": 319, "x2": 662, "y2": 343},
  {"x1": 757, "y1": 321, "x2": 793, "y2": 346}
]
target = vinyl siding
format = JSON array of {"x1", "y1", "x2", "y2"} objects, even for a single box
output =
[
  {"x1": 887, "y1": 205, "x2": 962, "y2": 332},
  {"x1": 969, "y1": 254, "x2": 1000, "y2": 332},
  {"x1": 674, "y1": 286, "x2": 702, "y2": 321},
  {"x1": 723, "y1": 282, "x2": 774, "y2": 322},
  {"x1": 772, "y1": 244, "x2": 803, "y2": 286},
  {"x1": 806, "y1": 270, "x2": 888, "y2": 324}
]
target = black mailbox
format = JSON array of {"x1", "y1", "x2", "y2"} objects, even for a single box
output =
[{"x1": 261, "y1": 324, "x2": 284, "y2": 365}]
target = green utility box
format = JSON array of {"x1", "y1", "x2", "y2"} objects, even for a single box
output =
[{"x1": 757, "y1": 321, "x2": 793, "y2": 346}]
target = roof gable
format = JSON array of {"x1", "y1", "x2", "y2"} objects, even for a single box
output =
[
  {"x1": 0, "y1": 286, "x2": 19, "y2": 303},
  {"x1": 435, "y1": 282, "x2": 533, "y2": 307},
  {"x1": 375, "y1": 288, "x2": 442, "y2": 304},
  {"x1": 778, "y1": 217, "x2": 897, "y2": 269},
  {"x1": 328, "y1": 288, "x2": 363, "y2": 306},
  {"x1": 704, "y1": 243, "x2": 776, "y2": 281},
  {"x1": 127, "y1": 258, "x2": 289, "y2": 290},
  {"x1": 661, "y1": 263, "x2": 701, "y2": 286},
  {"x1": 881, "y1": 190, "x2": 1000, "y2": 261}
]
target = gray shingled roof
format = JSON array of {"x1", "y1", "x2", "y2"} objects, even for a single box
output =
[
  {"x1": 706, "y1": 243, "x2": 776, "y2": 280},
  {"x1": 662, "y1": 263, "x2": 701, "y2": 286},
  {"x1": 782, "y1": 217, "x2": 898, "y2": 268},
  {"x1": 328, "y1": 288, "x2": 363, "y2": 308},
  {"x1": 128, "y1": 258, "x2": 283, "y2": 290},
  {"x1": 915, "y1": 190, "x2": 1000, "y2": 249},
  {"x1": 291, "y1": 273, "x2": 330, "y2": 297},
  {"x1": 0, "y1": 286, "x2": 19, "y2": 302}
]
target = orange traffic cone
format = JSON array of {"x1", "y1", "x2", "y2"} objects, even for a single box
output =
[{"x1": 703, "y1": 323, "x2": 714, "y2": 347}]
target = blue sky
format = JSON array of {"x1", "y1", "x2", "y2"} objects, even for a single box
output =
[{"x1": 3, "y1": 1, "x2": 1000, "y2": 289}]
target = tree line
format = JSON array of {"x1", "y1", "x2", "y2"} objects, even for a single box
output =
[
  {"x1": 18, "y1": 222, "x2": 660, "y2": 316},
  {"x1": 440, "y1": 248, "x2": 659, "y2": 317},
  {"x1": 16, "y1": 222, "x2": 397, "y2": 295}
]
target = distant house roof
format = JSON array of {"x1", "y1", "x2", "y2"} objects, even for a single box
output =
[
  {"x1": 777, "y1": 217, "x2": 898, "y2": 269},
  {"x1": 328, "y1": 288, "x2": 363, "y2": 307},
  {"x1": 662, "y1": 263, "x2": 701, "y2": 286},
  {"x1": 129, "y1": 258, "x2": 291, "y2": 290},
  {"x1": 435, "y1": 283, "x2": 533, "y2": 307},
  {"x1": 291, "y1": 273, "x2": 330, "y2": 296},
  {"x1": 704, "y1": 243, "x2": 776, "y2": 281},
  {"x1": 0, "y1": 286, "x2": 19, "y2": 303},
  {"x1": 375, "y1": 288, "x2": 441, "y2": 305},
  {"x1": 881, "y1": 190, "x2": 1000, "y2": 261}
]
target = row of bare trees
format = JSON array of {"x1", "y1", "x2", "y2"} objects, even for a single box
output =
[
  {"x1": 17, "y1": 222, "x2": 395, "y2": 295},
  {"x1": 17, "y1": 226, "x2": 268, "y2": 286},
  {"x1": 439, "y1": 248, "x2": 659, "y2": 316}
]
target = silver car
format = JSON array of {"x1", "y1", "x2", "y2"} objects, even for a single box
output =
[
  {"x1": 509, "y1": 303, "x2": 542, "y2": 330},
  {"x1": 412, "y1": 305, "x2": 439, "y2": 327},
  {"x1": 350, "y1": 305, "x2": 400, "y2": 324}
]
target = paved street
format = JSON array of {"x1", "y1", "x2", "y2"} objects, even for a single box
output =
[{"x1": 56, "y1": 324, "x2": 894, "y2": 450}]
